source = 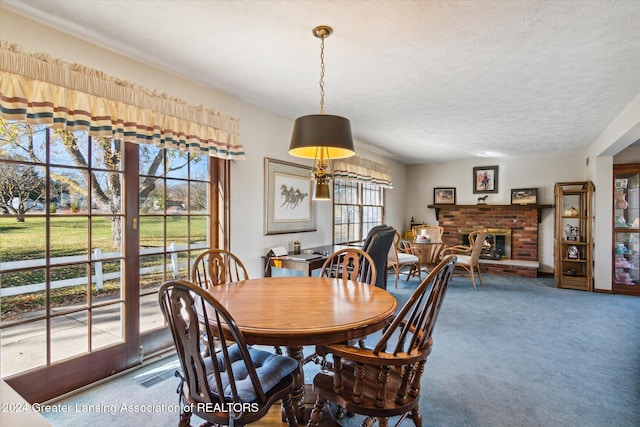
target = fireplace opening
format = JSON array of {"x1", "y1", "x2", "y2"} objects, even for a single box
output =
[{"x1": 458, "y1": 228, "x2": 512, "y2": 260}]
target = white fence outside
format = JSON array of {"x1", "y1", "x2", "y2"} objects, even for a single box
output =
[{"x1": 0, "y1": 242, "x2": 207, "y2": 297}]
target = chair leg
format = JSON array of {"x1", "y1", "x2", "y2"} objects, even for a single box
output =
[
  {"x1": 360, "y1": 416, "x2": 377, "y2": 427},
  {"x1": 403, "y1": 263, "x2": 423, "y2": 283},
  {"x1": 467, "y1": 266, "x2": 477, "y2": 291},
  {"x1": 410, "y1": 406, "x2": 423, "y2": 427},
  {"x1": 281, "y1": 394, "x2": 298, "y2": 427},
  {"x1": 475, "y1": 264, "x2": 484, "y2": 287},
  {"x1": 307, "y1": 396, "x2": 326, "y2": 427},
  {"x1": 405, "y1": 266, "x2": 413, "y2": 282},
  {"x1": 178, "y1": 408, "x2": 191, "y2": 427},
  {"x1": 404, "y1": 265, "x2": 417, "y2": 282}
]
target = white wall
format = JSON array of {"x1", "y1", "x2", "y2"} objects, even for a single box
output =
[
  {"x1": 586, "y1": 93, "x2": 640, "y2": 291},
  {"x1": 614, "y1": 146, "x2": 640, "y2": 164},
  {"x1": 406, "y1": 152, "x2": 585, "y2": 272},
  {"x1": 0, "y1": 9, "x2": 407, "y2": 278}
]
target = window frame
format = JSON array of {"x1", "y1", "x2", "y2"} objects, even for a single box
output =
[{"x1": 332, "y1": 178, "x2": 385, "y2": 245}]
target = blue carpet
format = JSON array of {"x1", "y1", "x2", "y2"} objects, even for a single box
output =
[{"x1": 42, "y1": 273, "x2": 640, "y2": 426}]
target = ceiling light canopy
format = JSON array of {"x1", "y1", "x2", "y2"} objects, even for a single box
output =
[{"x1": 289, "y1": 25, "x2": 354, "y2": 200}]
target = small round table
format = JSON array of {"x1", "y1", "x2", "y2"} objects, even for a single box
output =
[
  {"x1": 206, "y1": 276, "x2": 398, "y2": 423},
  {"x1": 410, "y1": 240, "x2": 445, "y2": 271}
]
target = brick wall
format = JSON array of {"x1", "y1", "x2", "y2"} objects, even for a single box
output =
[
  {"x1": 480, "y1": 263, "x2": 538, "y2": 278},
  {"x1": 436, "y1": 205, "x2": 540, "y2": 262}
]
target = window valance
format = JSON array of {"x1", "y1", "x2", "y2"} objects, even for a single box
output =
[
  {"x1": 333, "y1": 156, "x2": 393, "y2": 189},
  {"x1": 0, "y1": 41, "x2": 244, "y2": 159}
]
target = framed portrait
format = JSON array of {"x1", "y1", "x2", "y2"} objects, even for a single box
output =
[
  {"x1": 433, "y1": 187, "x2": 456, "y2": 205},
  {"x1": 264, "y1": 157, "x2": 317, "y2": 235},
  {"x1": 473, "y1": 165, "x2": 499, "y2": 194},
  {"x1": 511, "y1": 188, "x2": 538, "y2": 205}
]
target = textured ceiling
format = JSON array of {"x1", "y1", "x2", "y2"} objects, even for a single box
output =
[{"x1": 2, "y1": 0, "x2": 640, "y2": 164}]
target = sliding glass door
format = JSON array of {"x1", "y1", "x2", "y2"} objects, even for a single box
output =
[{"x1": 0, "y1": 120, "x2": 218, "y2": 402}]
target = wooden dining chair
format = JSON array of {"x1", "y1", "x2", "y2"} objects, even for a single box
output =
[
  {"x1": 320, "y1": 247, "x2": 377, "y2": 285},
  {"x1": 191, "y1": 249, "x2": 250, "y2": 354},
  {"x1": 192, "y1": 248, "x2": 249, "y2": 290},
  {"x1": 192, "y1": 249, "x2": 284, "y2": 354},
  {"x1": 158, "y1": 279, "x2": 299, "y2": 427},
  {"x1": 307, "y1": 255, "x2": 457, "y2": 427},
  {"x1": 441, "y1": 228, "x2": 489, "y2": 290},
  {"x1": 387, "y1": 230, "x2": 422, "y2": 288},
  {"x1": 312, "y1": 247, "x2": 378, "y2": 368}
]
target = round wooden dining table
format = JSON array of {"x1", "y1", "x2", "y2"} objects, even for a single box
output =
[{"x1": 205, "y1": 276, "x2": 398, "y2": 423}]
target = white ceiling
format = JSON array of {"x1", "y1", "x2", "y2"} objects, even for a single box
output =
[{"x1": 3, "y1": 0, "x2": 640, "y2": 164}]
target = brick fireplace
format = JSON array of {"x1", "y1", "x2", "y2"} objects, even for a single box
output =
[
  {"x1": 429, "y1": 204, "x2": 550, "y2": 277},
  {"x1": 458, "y1": 228, "x2": 512, "y2": 259}
]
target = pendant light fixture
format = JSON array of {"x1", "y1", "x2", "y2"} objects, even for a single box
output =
[{"x1": 289, "y1": 25, "x2": 355, "y2": 200}]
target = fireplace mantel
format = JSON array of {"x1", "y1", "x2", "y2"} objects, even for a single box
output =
[{"x1": 427, "y1": 204, "x2": 553, "y2": 222}]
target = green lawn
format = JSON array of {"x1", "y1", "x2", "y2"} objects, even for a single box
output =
[
  {"x1": 1, "y1": 216, "x2": 118, "y2": 260},
  {"x1": 0, "y1": 215, "x2": 207, "y2": 320},
  {"x1": 0, "y1": 215, "x2": 205, "y2": 261}
]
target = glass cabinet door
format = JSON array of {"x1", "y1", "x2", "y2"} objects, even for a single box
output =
[{"x1": 614, "y1": 165, "x2": 640, "y2": 292}]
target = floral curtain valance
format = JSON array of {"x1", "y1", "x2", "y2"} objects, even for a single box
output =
[
  {"x1": 333, "y1": 155, "x2": 393, "y2": 189},
  {"x1": 0, "y1": 41, "x2": 245, "y2": 159}
]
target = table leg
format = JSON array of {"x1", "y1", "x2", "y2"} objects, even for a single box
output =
[{"x1": 286, "y1": 345, "x2": 306, "y2": 423}]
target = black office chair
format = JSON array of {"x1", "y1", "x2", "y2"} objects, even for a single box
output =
[{"x1": 362, "y1": 225, "x2": 396, "y2": 289}]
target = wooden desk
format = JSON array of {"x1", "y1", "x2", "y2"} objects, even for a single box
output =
[
  {"x1": 262, "y1": 244, "x2": 353, "y2": 277},
  {"x1": 264, "y1": 255, "x2": 327, "y2": 277},
  {"x1": 206, "y1": 276, "x2": 397, "y2": 423}
]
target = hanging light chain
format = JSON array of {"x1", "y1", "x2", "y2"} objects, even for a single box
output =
[
  {"x1": 319, "y1": 36, "x2": 326, "y2": 114},
  {"x1": 313, "y1": 25, "x2": 332, "y2": 115}
]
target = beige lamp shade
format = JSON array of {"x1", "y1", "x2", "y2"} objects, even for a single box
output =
[{"x1": 289, "y1": 114, "x2": 355, "y2": 159}]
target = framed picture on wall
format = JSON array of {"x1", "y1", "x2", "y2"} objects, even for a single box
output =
[
  {"x1": 510, "y1": 188, "x2": 538, "y2": 205},
  {"x1": 473, "y1": 165, "x2": 499, "y2": 194},
  {"x1": 433, "y1": 187, "x2": 456, "y2": 205},
  {"x1": 264, "y1": 157, "x2": 317, "y2": 235}
]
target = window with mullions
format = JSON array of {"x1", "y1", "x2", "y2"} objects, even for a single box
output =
[
  {"x1": 138, "y1": 144, "x2": 211, "y2": 333},
  {"x1": 0, "y1": 119, "x2": 213, "y2": 380},
  {"x1": 0, "y1": 122, "x2": 126, "y2": 375},
  {"x1": 333, "y1": 179, "x2": 384, "y2": 244}
]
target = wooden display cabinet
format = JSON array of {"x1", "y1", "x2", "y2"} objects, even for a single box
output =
[
  {"x1": 613, "y1": 164, "x2": 640, "y2": 295},
  {"x1": 554, "y1": 181, "x2": 594, "y2": 291}
]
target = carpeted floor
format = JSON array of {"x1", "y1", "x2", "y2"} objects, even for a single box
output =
[{"x1": 42, "y1": 273, "x2": 640, "y2": 426}]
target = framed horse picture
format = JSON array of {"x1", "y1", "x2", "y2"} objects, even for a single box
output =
[
  {"x1": 473, "y1": 165, "x2": 499, "y2": 194},
  {"x1": 264, "y1": 157, "x2": 317, "y2": 235}
]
